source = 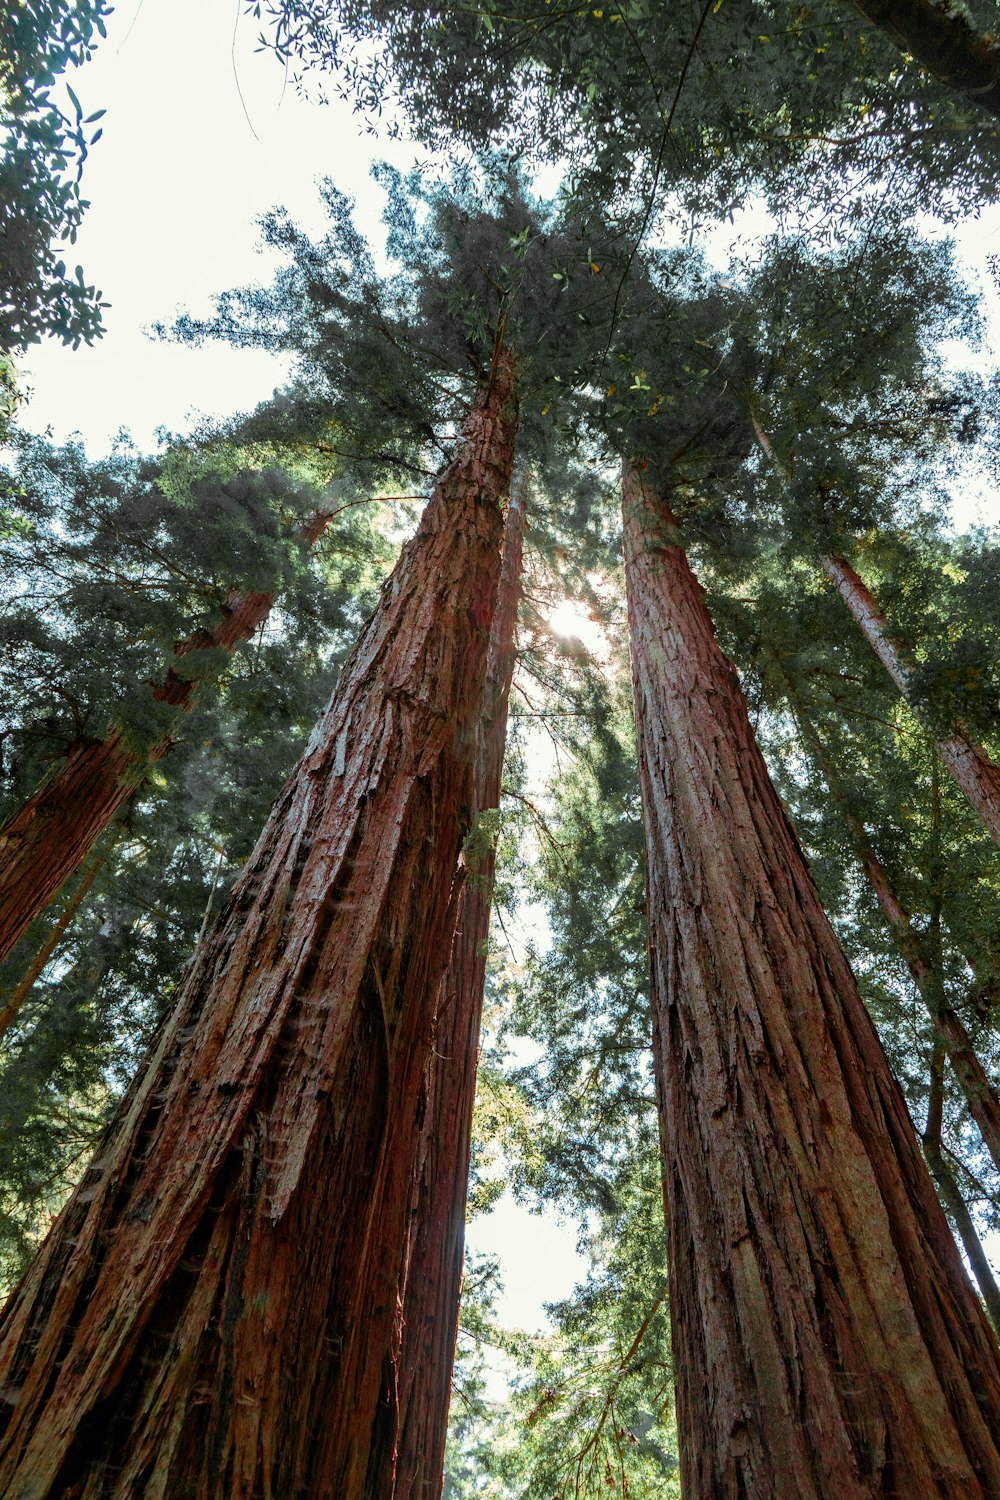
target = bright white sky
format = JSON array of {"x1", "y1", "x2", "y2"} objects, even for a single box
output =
[{"x1": 14, "y1": 0, "x2": 1000, "y2": 1345}]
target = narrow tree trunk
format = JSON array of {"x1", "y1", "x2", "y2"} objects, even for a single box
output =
[
  {"x1": 790, "y1": 699, "x2": 1000, "y2": 1178},
  {"x1": 822, "y1": 550, "x2": 1000, "y2": 846},
  {"x1": 0, "y1": 360, "x2": 518, "y2": 1500},
  {"x1": 923, "y1": 1042, "x2": 1000, "y2": 1332},
  {"x1": 389, "y1": 476, "x2": 526, "y2": 1500},
  {"x1": 0, "y1": 510, "x2": 332, "y2": 969},
  {"x1": 0, "y1": 851, "x2": 105, "y2": 1046},
  {"x1": 622, "y1": 463, "x2": 1000, "y2": 1500}
]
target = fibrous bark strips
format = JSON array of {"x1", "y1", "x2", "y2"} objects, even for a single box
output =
[
  {"x1": 0, "y1": 358, "x2": 518, "y2": 1499},
  {"x1": 622, "y1": 462, "x2": 1000, "y2": 1499},
  {"x1": 822, "y1": 550, "x2": 1000, "y2": 848},
  {"x1": 391, "y1": 475, "x2": 526, "y2": 1500}
]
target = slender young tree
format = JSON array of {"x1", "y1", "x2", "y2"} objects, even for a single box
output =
[
  {"x1": 389, "y1": 472, "x2": 526, "y2": 1500},
  {"x1": 0, "y1": 508, "x2": 332, "y2": 974},
  {"x1": 923, "y1": 1042, "x2": 1000, "y2": 1330},
  {"x1": 622, "y1": 461, "x2": 1000, "y2": 1498},
  {"x1": 822, "y1": 549, "x2": 1000, "y2": 846},
  {"x1": 787, "y1": 694, "x2": 1000, "y2": 1177},
  {"x1": 0, "y1": 354, "x2": 518, "y2": 1499}
]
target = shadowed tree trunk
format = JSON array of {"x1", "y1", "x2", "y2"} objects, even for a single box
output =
[
  {"x1": 388, "y1": 474, "x2": 526, "y2": 1500},
  {"x1": 0, "y1": 509, "x2": 333, "y2": 971},
  {"x1": 748, "y1": 417, "x2": 1000, "y2": 849},
  {"x1": 622, "y1": 462, "x2": 1000, "y2": 1500},
  {"x1": 822, "y1": 550, "x2": 1000, "y2": 847},
  {"x1": 846, "y1": 0, "x2": 1000, "y2": 122},
  {"x1": 0, "y1": 356, "x2": 518, "y2": 1500}
]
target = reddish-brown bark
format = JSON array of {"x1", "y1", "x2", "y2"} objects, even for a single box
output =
[
  {"x1": 822, "y1": 551, "x2": 1000, "y2": 848},
  {"x1": 0, "y1": 509, "x2": 333, "y2": 972},
  {"x1": 622, "y1": 463, "x2": 1000, "y2": 1499},
  {"x1": 389, "y1": 477, "x2": 526, "y2": 1500},
  {"x1": 0, "y1": 852, "x2": 104, "y2": 1046},
  {"x1": 0, "y1": 358, "x2": 518, "y2": 1500}
]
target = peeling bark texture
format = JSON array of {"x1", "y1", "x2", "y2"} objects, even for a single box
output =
[
  {"x1": 0, "y1": 357, "x2": 518, "y2": 1500},
  {"x1": 822, "y1": 551, "x2": 1000, "y2": 848},
  {"x1": 0, "y1": 510, "x2": 333, "y2": 972},
  {"x1": 792, "y1": 700, "x2": 1000, "y2": 1180},
  {"x1": 389, "y1": 476, "x2": 526, "y2": 1500},
  {"x1": 924, "y1": 1044, "x2": 1000, "y2": 1333},
  {"x1": 622, "y1": 464, "x2": 1000, "y2": 1500},
  {"x1": 847, "y1": 0, "x2": 1000, "y2": 123}
]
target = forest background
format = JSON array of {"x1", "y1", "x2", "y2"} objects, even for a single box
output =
[{"x1": 3, "y1": 0, "x2": 1000, "y2": 1495}]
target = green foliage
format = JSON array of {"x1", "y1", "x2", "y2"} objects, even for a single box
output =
[
  {"x1": 0, "y1": 0, "x2": 110, "y2": 349},
  {"x1": 252, "y1": 0, "x2": 1000, "y2": 226}
]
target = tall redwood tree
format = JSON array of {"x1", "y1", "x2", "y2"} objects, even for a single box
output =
[
  {"x1": 622, "y1": 462, "x2": 1000, "y2": 1499},
  {"x1": 391, "y1": 476, "x2": 526, "y2": 1500},
  {"x1": 0, "y1": 356, "x2": 518, "y2": 1499}
]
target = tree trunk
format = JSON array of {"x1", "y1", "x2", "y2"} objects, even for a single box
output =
[
  {"x1": 846, "y1": 0, "x2": 1000, "y2": 123},
  {"x1": 923, "y1": 1043, "x2": 1000, "y2": 1333},
  {"x1": 822, "y1": 550, "x2": 1000, "y2": 847},
  {"x1": 790, "y1": 698, "x2": 1000, "y2": 1179},
  {"x1": 0, "y1": 358, "x2": 518, "y2": 1500},
  {"x1": 389, "y1": 475, "x2": 526, "y2": 1500},
  {"x1": 0, "y1": 851, "x2": 105, "y2": 1046},
  {"x1": 622, "y1": 462, "x2": 1000, "y2": 1500},
  {"x1": 0, "y1": 510, "x2": 333, "y2": 971}
]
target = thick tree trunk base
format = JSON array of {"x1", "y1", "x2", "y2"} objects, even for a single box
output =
[
  {"x1": 624, "y1": 467, "x2": 1000, "y2": 1500},
  {"x1": 0, "y1": 364, "x2": 518, "y2": 1499}
]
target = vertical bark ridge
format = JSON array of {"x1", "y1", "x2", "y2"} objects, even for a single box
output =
[
  {"x1": 0, "y1": 357, "x2": 519, "y2": 1500},
  {"x1": 389, "y1": 472, "x2": 526, "y2": 1500},
  {"x1": 0, "y1": 509, "x2": 334, "y2": 971},
  {"x1": 822, "y1": 550, "x2": 1000, "y2": 848},
  {"x1": 622, "y1": 463, "x2": 1000, "y2": 1500}
]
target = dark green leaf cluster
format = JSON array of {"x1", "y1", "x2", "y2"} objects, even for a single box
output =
[
  {"x1": 0, "y1": 0, "x2": 110, "y2": 349},
  {"x1": 252, "y1": 0, "x2": 1000, "y2": 221}
]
